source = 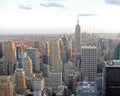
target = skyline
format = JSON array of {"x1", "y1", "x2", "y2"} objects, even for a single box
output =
[{"x1": 0, "y1": 0, "x2": 120, "y2": 34}]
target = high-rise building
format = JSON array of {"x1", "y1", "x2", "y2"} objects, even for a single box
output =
[
  {"x1": 47, "y1": 72, "x2": 62, "y2": 90},
  {"x1": 25, "y1": 47, "x2": 40, "y2": 72},
  {"x1": 103, "y1": 60, "x2": 120, "y2": 96},
  {"x1": 45, "y1": 41, "x2": 50, "y2": 55},
  {"x1": 4, "y1": 41, "x2": 17, "y2": 75},
  {"x1": 0, "y1": 42, "x2": 3, "y2": 58},
  {"x1": 50, "y1": 41, "x2": 62, "y2": 72},
  {"x1": 23, "y1": 56, "x2": 34, "y2": 77},
  {"x1": 64, "y1": 62, "x2": 75, "y2": 85},
  {"x1": 75, "y1": 17, "x2": 82, "y2": 54},
  {"x1": 81, "y1": 46, "x2": 97, "y2": 81},
  {"x1": 0, "y1": 76, "x2": 13, "y2": 96},
  {"x1": 33, "y1": 40, "x2": 40, "y2": 49},
  {"x1": 18, "y1": 52, "x2": 27, "y2": 68},
  {"x1": 114, "y1": 43, "x2": 120, "y2": 60},
  {"x1": 68, "y1": 36, "x2": 73, "y2": 61},
  {"x1": 15, "y1": 68, "x2": 26, "y2": 94}
]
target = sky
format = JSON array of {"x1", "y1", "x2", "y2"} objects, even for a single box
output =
[{"x1": 0, "y1": 0, "x2": 120, "y2": 34}]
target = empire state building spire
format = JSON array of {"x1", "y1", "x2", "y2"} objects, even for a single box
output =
[
  {"x1": 77, "y1": 16, "x2": 79, "y2": 24},
  {"x1": 75, "y1": 16, "x2": 82, "y2": 53}
]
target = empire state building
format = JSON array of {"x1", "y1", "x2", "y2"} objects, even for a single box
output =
[{"x1": 75, "y1": 17, "x2": 82, "y2": 54}]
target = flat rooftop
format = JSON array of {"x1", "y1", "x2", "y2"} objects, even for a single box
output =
[{"x1": 105, "y1": 60, "x2": 120, "y2": 67}]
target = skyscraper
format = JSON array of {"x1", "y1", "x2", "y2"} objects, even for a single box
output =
[
  {"x1": 50, "y1": 41, "x2": 62, "y2": 72},
  {"x1": 103, "y1": 60, "x2": 120, "y2": 96},
  {"x1": 0, "y1": 42, "x2": 3, "y2": 58},
  {"x1": 15, "y1": 68, "x2": 26, "y2": 94},
  {"x1": 75, "y1": 17, "x2": 82, "y2": 54},
  {"x1": 4, "y1": 41, "x2": 17, "y2": 75},
  {"x1": 0, "y1": 76, "x2": 13, "y2": 96},
  {"x1": 25, "y1": 47, "x2": 40, "y2": 72},
  {"x1": 81, "y1": 46, "x2": 97, "y2": 81}
]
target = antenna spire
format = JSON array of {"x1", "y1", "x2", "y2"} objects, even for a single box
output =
[{"x1": 77, "y1": 15, "x2": 79, "y2": 24}]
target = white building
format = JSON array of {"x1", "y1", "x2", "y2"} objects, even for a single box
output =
[
  {"x1": 33, "y1": 77, "x2": 45, "y2": 91},
  {"x1": 81, "y1": 46, "x2": 97, "y2": 81}
]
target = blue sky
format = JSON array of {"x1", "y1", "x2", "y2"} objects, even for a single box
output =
[{"x1": 0, "y1": 0, "x2": 120, "y2": 34}]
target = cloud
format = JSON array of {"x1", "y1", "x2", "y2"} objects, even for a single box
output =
[
  {"x1": 19, "y1": 5, "x2": 32, "y2": 10},
  {"x1": 40, "y1": 3, "x2": 65, "y2": 9},
  {"x1": 105, "y1": 0, "x2": 120, "y2": 6},
  {"x1": 79, "y1": 13, "x2": 98, "y2": 17}
]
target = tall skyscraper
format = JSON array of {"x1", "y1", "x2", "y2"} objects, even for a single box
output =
[
  {"x1": 75, "y1": 17, "x2": 82, "y2": 54},
  {"x1": 50, "y1": 41, "x2": 62, "y2": 72},
  {"x1": 0, "y1": 76, "x2": 13, "y2": 96},
  {"x1": 23, "y1": 56, "x2": 34, "y2": 77},
  {"x1": 81, "y1": 46, "x2": 97, "y2": 81},
  {"x1": 4, "y1": 41, "x2": 17, "y2": 75},
  {"x1": 15, "y1": 68, "x2": 26, "y2": 94},
  {"x1": 25, "y1": 47, "x2": 40, "y2": 72}
]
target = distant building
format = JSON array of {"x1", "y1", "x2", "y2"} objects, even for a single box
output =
[
  {"x1": 47, "y1": 72, "x2": 62, "y2": 90},
  {"x1": 81, "y1": 46, "x2": 97, "y2": 81},
  {"x1": 4, "y1": 41, "x2": 17, "y2": 75},
  {"x1": 15, "y1": 68, "x2": 26, "y2": 94},
  {"x1": 0, "y1": 42, "x2": 3, "y2": 58},
  {"x1": 18, "y1": 52, "x2": 27, "y2": 68},
  {"x1": 114, "y1": 43, "x2": 120, "y2": 59},
  {"x1": 33, "y1": 40, "x2": 40, "y2": 49},
  {"x1": 0, "y1": 76, "x2": 13, "y2": 96},
  {"x1": 25, "y1": 47, "x2": 40, "y2": 72},
  {"x1": 75, "y1": 17, "x2": 82, "y2": 54},
  {"x1": 103, "y1": 60, "x2": 120, "y2": 96},
  {"x1": 76, "y1": 81, "x2": 97, "y2": 96}
]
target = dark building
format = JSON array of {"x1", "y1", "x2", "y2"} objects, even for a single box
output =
[
  {"x1": 103, "y1": 60, "x2": 120, "y2": 96},
  {"x1": 0, "y1": 43, "x2": 3, "y2": 58}
]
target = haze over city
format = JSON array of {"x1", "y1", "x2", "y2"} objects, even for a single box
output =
[{"x1": 0, "y1": 0, "x2": 120, "y2": 34}]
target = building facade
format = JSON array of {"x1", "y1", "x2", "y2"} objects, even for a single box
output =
[{"x1": 81, "y1": 46, "x2": 97, "y2": 81}]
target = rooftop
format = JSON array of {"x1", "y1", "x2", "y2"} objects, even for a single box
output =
[
  {"x1": 82, "y1": 46, "x2": 97, "y2": 49},
  {"x1": 76, "y1": 81, "x2": 97, "y2": 93},
  {"x1": 105, "y1": 60, "x2": 120, "y2": 67}
]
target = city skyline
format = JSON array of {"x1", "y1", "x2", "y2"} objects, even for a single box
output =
[{"x1": 0, "y1": 0, "x2": 120, "y2": 34}]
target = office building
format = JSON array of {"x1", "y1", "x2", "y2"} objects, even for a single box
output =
[
  {"x1": 50, "y1": 41, "x2": 62, "y2": 72},
  {"x1": 4, "y1": 41, "x2": 17, "y2": 75},
  {"x1": 0, "y1": 76, "x2": 13, "y2": 96},
  {"x1": 103, "y1": 60, "x2": 120, "y2": 96},
  {"x1": 114, "y1": 43, "x2": 120, "y2": 59},
  {"x1": 15, "y1": 68, "x2": 26, "y2": 94},
  {"x1": 0, "y1": 42, "x2": 3, "y2": 58},
  {"x1": 47, "y1": 72, "x2": 62, "y2": 90},
  {"x1": 64, "y1": 62, "x2": 75, "y2": 85},
  {"x1": 25, "y1": 47, "x2": 40, "y2": 72},
  {"x1": 33, "y1": 40, "x2": 40, "y2": 49},
  {"x1": 81, "y1": 46, "x2": 97, "y2": 81},
  {"x1": 33, "y1": 77, "x2": 45, "y2": 91}
]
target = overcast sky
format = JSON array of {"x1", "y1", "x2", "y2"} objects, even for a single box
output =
[{"x1": 0, "y1": 0, "x2": 120, "y2": 34}]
